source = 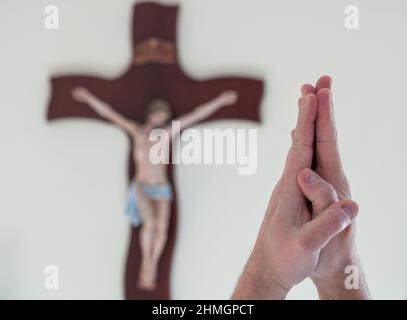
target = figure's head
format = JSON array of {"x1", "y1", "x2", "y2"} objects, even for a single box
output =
[{"x1": 145, "y1": 99, "x2": 173, "y2": 128}]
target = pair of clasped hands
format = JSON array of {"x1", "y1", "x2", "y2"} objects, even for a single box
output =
[{"x1": 232, "y1": 76, "x2": 370, "y2": 300}]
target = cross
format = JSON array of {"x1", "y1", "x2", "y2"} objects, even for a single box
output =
[{"x1": 47, "y1": 2, "x2": 264, "y2": 300}]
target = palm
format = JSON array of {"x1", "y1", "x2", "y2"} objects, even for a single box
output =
[{"x1": 268, "y1": 187, "x2": 323, "y2": 286}]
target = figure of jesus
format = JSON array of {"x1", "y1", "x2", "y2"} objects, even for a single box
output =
[{"x1": 72, "y1": 87, "x2": 238, "y2": 290}]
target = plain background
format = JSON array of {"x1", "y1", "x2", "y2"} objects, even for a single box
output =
[{"x1": 0, "y1": 0, "x2": 406, "y2": 299}]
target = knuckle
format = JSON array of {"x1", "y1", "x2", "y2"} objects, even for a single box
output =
[
  {"x1": 291, "y1": 138, "x2": 313, "y2": 151},
  {"x1": 318, "y1": 182, "x2": 337, "y2": 199},
  {"x1": 329, "y1": 209, "x2": 348, "y2": 231},
  {"x1": 293, "y1": 236, "x2": 314, "y2": 253},
  {"x1": 316, "y1": 131, "x2": 338, "y2": 144}
]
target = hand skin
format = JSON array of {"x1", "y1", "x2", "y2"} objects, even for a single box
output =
[
  {"x1": 232, "y1": 76, "x2": 370, "y2": 300},
  {"x1": 299, "y1": 76, "x2": 370, "y2": 299}
]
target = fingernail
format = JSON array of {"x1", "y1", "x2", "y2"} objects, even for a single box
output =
[
  {"x1": 341, "y1": 203, "x2": 357, "y2": 221},
  {"x1": 302, "y1": 170, "x2": 318, "y2": 184}
]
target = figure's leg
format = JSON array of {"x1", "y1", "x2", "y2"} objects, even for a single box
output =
[
  {"x1": 148, "y1": 199, "x2": 171, "y2": 286},
  {"x1": 136, "y1": 187, "x2": 156, "y2": 290}
]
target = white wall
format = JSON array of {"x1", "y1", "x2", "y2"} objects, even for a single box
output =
[{"x1": 0, "y1": 0, "x2": 406, "y2": 299}]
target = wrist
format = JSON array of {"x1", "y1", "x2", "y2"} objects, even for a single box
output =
[{"x1": 232, "y1": 254, "x2": 290, "y2": 300}]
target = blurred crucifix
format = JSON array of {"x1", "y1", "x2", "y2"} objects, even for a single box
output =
[
  {"x1": 47, "y1": 2, "x2": 263, "y2": 299},
  {"x1": 72, "y1": 87, "x2": 238, "y2": 290}
]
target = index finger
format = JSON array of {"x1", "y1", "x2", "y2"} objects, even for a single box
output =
[{"x1": 283, "y1": 93, "x2": 318, "y2": 194}]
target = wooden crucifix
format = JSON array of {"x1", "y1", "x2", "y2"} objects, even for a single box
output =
[{"x1": 47, "y1": 2, "x2": 264, "y2": 300}]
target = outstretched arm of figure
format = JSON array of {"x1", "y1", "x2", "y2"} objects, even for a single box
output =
[
  {"x1": 72, "y1": 87, "x2": 138, "y2": 134},
  {"x1": 168, "y1": 90, "x2": 238, "y2": 134}
]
